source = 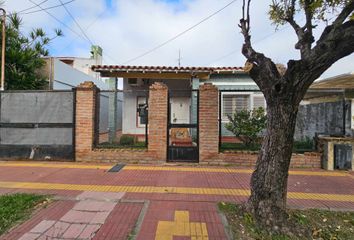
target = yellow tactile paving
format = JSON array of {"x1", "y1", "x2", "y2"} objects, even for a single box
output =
[
  {"x1": 0, "y1": 162, "x2": 111, "y2": 170},
  {"x1": 0, "y1": 180, "x2": 354, "y2": 202},
  {"x1": 155, "y1": 211, "x2": 209, "y2": 240},
  {"x1": 0, "y1": 162, "x2": 351, "y2": 178},
  {"x1": 124, "y1": 166, "x2": 351, "y2": 178}
]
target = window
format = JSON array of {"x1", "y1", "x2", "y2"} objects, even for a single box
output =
[
  {"x1": 222, "y1": 93, "x2": 266, "y2": 121},
  {"x1": 253, "y1": 95, "x2": 266, "y2": 109},
  {"x1": 137, "y1": 97, "x2": 147, "y2": 128},
  {"x1": 222, "y1": 94, "x2": 250, "y2": 120}
]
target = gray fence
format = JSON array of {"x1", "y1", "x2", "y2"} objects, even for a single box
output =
[
  {"x1": 295, "y1": 100, "x2": 352, "y2": 140},
  {"x1": 0, "y1": 90, "x2": 75, "y2": 160}
]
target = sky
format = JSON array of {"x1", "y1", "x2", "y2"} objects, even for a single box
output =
[{"x1": 3, "y1": 0, "x2": 354, "y2": 79}]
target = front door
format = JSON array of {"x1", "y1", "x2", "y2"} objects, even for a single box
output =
[{"x1": 167, "y1": 90, "x2": 199, "y2": 162}]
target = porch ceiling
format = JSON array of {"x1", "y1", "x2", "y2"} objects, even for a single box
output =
[{"x1": 91, "y1": 65, "x2": 244, "y2": 79}]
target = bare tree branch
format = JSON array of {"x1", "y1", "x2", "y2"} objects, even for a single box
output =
[
  {"x1": 294, "y1": 20, "x2": 354, "y2": 95},
  {"x1": 239, "y1": 0, "x2": 281, "y2": 92},
  {"x1": 272, "y1": 0, "x2": 313, "y2": 59},
  {"x1": 333, "y1": 1, "x2": 354, "y2": 26}
]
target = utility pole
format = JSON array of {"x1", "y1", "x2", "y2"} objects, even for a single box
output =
[
  {"x1": 178, "y1": 49, "x2": 181, "y2": 68},
  {"x1": 0, "y1": 8, "x2": 5, "y2": 91}
]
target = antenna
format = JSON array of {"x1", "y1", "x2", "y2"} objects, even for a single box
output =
[{"x1": 178, "y1": 49, "x2": 182, "y2": 67}]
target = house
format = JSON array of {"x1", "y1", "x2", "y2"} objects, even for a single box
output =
[
  {"x1": 42, "y1": 46, "x2": 105, "y2": 89},
  {"x1": 295, "y1": 72, "x2": 354, "y2": 140},
  {"x1": 91, "y1": 65, "x2": 266, "y2": 143},
  {"x1": 295, "y1": 72, "x2": 354, "y2": 170},
  {"x1": 41, "y1": 48, "x2": 123, "y2": 144}
]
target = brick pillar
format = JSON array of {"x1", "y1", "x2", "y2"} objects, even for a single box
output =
[
  {"x1": 199, "y1": 83, "x2": 219, "y2": 161},
  {"x1": 75, "y1": 81, "x2": 99, "y2": 160},
  {"x1": 148, "y1": 82, "x2": 168, "y2": 161}
]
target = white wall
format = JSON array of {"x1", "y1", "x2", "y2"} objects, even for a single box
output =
[{"x1": 53, "y1": 59, "x2": 108, "y2": 90}]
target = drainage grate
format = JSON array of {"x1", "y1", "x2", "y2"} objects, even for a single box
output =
[{"x1": 108, "y1": 164, "x2": 126, "y2": 172}]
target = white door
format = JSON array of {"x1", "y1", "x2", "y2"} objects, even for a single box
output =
[{"x1": 170, "y1": 97, "x2": 191, "y2": 124}]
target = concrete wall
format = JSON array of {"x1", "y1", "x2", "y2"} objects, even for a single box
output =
[{"x1": 295, "y1": 100, "x2": 353, "y2": 140}]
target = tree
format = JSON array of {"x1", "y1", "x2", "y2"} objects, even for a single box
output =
[
  {"x1": 0, "y1": 13, "x2": 62, "y2": 90},
  {"x1": 238, "y1": 0, "x2": 354, "y2": 235},
  {"x1": 225, "y1": 107, "x2": 267, "y2": 147}
]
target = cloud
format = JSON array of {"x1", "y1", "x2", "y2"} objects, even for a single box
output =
[{"x1": 4, "y1": 0, "x2": 354, "y2": 78}]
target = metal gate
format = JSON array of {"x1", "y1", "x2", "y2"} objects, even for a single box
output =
[
  {"x1": 167, "y1": 90, "x2": 199, "y2": 162},
  {"x1": 334, "y1": 144, "x2": 352, "y2": 170}
]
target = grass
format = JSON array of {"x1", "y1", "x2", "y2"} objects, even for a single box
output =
[
  {"x1": 0, "y1": 193, "x2": 49, "y2": 236},
  {"x1": 220, "y1": 142, "x2": 261, "y2": 152},
  {"x1": 220, "y1": 140, "x2": 314, "y2": 153},
  {"x1": 218, "y1": 202, "x2": 354, "y2": 240},
  {"x1": 96, "y1": 141, "x2": 147, "y2": 149}
]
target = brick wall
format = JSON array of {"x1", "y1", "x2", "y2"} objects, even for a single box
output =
[
  {"x1": 147, "y1": 82, "x2": 168, "y2": 161},
  {"x1": 75, "y1": 81, "x2": 166, "y2": 163},
  {"x1": 74, "y1": 81, "x2": 321, "y2": 168},
  {"x1": 205, "y1": 151, "x2": 321, "y2": 168},
  {"x1": 197, "y1": 82, "x2": 321, "y2": 168},
  {"x1": 199, "y1": 83, "x2": 219, "y2": 161},
  {"x1": 75, "y1": 81, "x2": 98, "y2": 159}
]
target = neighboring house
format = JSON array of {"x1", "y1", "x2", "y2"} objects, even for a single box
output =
[
  {"x1": 295, "y1": 72, "x2": 354, "y2": 140},
  {"x1": 41, "y1": 50, "x2": 123, "y2": 141},
  {"x1": 92, "y1": 65, "x2": 266, "y2": 141},
  {"x1": 43, "y1": 45, "x2": 104, "y2": 89}
]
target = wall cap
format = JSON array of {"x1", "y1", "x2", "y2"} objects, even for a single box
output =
[
  {"x1": 150, "y1": 82, "x2": 168, "y2": 90},
  {"x1": 76, "y1": 81, "x2": 99, "y2": 90},
  {"x1": 200, "y1": 83, "x2": 218, "y2": 91}
]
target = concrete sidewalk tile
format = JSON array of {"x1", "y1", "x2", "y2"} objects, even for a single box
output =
[
  {"x1": 18, "y1": 233, "x2": 41, "y2": 240},
  {"x1": 29, "y1": 220, "x2": 56, "y2": 234},
  {"x1": 61, "y1": 210, "x2": 96, "y2": 224},
  {"x1": 43, "y1": 221, "x2": 70, "y2": 238},
  {"x1": 73, "y1": 200, "x2": 116, "y2": 212},
  {"x1": 90, "y1": 212, "x2": 111, "y2": 224},
  {"x1": 79, "y1": 224, "x2": 101, "y2": 239},
  {"x1": 77, "y1": 191, "x2": 125, "y2": 201},
  {"x1": 61, "y1": 223, "x2": 86, "y2": 239}
]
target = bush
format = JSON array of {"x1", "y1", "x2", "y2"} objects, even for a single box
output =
[
  {"x1": 225, "y1": 107, "x2": 267, "y2": 147},
  {"x1": 119, "y1": 135, "x2": 135, "y2": 146},
  {"x1": 293, "y1": 137, "x2": 314, "y2": 153}
]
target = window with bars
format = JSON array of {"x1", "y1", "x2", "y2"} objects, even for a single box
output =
[
  {"x1": 253, "y1": 95, "x2": 266, "y2": 109},
  {"x1": 222, "y1": 94, "x2": 265, "y2": 121},
  {"x1": 222, "y1": 94, "x2": 250, "y2": 120}
]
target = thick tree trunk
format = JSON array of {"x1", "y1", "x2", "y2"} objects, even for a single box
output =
[{"x1": 247, "y1": 99, "x2": 300, "y2": 233}]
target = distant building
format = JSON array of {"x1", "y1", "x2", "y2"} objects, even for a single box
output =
[{"x1": 42, "y1": 45, "x2": 104, "y2": 89}]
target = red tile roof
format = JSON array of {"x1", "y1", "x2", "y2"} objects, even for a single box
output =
[{"x1": 91, "y1": 65, "x2": 243, "y2": 73}]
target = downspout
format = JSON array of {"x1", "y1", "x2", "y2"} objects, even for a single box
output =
[
  {"x1": 342, "y1": 90, "x2": 346, "y2": 136},
  {"x1": 0, "y1": 8, "x2": 6, "y2": 91}
]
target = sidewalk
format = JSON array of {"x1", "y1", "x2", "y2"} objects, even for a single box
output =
[{"x1": 0, "y1": 161, "x2": 353, "y2": 240}]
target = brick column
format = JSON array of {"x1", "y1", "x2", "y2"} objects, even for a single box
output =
[
  {"x1": 199, "y1": 83, "x2": 219, "y2": 161},
  {"x1": 75, "y1": 81, "x2": 99, "y2": 160},
  {"x1": 148, "y1": 82, "x2": 168, "y2": 161}
]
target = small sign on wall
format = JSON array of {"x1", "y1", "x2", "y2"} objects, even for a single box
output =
[{"x1": 351, "y1": 99, "x2": 354, "y2": 129}]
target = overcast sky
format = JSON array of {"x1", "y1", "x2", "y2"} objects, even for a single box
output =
[{"x1": 4, "y1": 0, "x2": 354, "y2": 79}]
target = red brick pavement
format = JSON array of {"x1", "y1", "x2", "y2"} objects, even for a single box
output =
[
  {"x1": 0, "y1": 166, "x2": 353, "y2": 195},
  {"x1": 93, "y1": 202, "x2": 143, "y2": 240},
  {"x1": 0, "y1": 164, "x2": 354, "y2": 240},
  {"x1": 0, "y1": 201, "x2": 76, "y2": 240}
]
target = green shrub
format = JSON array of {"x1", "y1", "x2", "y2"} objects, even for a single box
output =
[
  {"x1": 293, "y1": 137, "x2": 314, "y2": 153},
  {"x1": 119, "y1": 135, "x2": 135, "y2": 146},
  {"x1": 225, "y1": 107, "x2": 267, "y2": 147}
]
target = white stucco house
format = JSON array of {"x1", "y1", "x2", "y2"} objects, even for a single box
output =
[{"x1": 92, "y1": 65, "x2": 266, "y2": 143}]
